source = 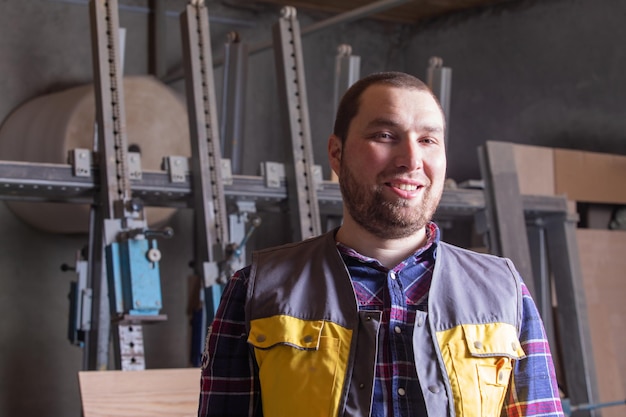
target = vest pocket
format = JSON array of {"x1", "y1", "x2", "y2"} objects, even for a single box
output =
[
  {"x1": 437, "y1": 323, "x2": 526, "y2": 417},
  {"x1": 248, "y1": 316, "x2": 351, "y2": 417},
  {"x1": 477, "y1": 357, "x2": 513, "y2": 416}
]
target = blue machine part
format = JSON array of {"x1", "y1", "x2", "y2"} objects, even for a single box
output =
[
  {"x1": 106, "y1": 242, "x2": 125, "y2": 315},
  {"x1": 106, "y1": 238, "x2": 163, "y2": 316}
]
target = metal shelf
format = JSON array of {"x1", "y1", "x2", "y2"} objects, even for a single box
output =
[{"x1": 0, "y1": 159, "x2": 571, "y2": 219}]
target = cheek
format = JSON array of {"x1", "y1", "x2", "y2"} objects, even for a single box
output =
[
  {"x1": 353, "y1": 146, "x2": 391, "y2": 169},
  {"x1": 426, "y1": 154, "x2": 447, "y2": 180}
]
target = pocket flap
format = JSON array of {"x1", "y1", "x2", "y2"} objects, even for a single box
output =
[
  {"x1": 462, "y1": 323, "x2": 526, "y2": 359},
  {"x1": 248, "y1": 315, "x2": 324, "y2": 350}
]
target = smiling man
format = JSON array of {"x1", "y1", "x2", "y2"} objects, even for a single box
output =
[{"x1": 198, "y1": 72, "x2": 564, "y2": 417}]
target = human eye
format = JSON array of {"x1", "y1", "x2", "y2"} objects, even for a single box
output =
[
  {"x1": 419, "y1": 136, "x2": 437, "y2": 144},
  {"x1": 370, "y1": 131, "x2": 396, "y2": 142},
  {"x1": 419, "y1": 133, "x2": 444, "y2": 146},
  {"x1": 419, "y1": 126, "x2": 444, "y2": 145}
]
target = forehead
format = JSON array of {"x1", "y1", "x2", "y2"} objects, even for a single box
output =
[
  {"x1": 357, "y1": 84, "x2": 443, "y2": 119},
  {"x1": 355, "y1": 84, "x2": 445, "y2": 128}
]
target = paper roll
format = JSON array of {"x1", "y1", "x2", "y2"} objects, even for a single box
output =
[{"x1": 0, "y1": 75, "x2": 190, "y2": 233}]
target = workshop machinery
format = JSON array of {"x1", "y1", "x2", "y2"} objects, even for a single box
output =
[{"x1": 0, "y1": 2, "x2": 608, "y2": 416}]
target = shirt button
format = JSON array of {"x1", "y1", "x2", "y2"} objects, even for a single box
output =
[
  {"x1": 359, "y1": 383, "x2": 365, "y2": 389},
  {"x1": 256, "y1": 334, "x2": 266, "y2": 343},
  {"x1": 303, "y1": 335, "x2": 313, "y2": 343},
  {"x1": 498, "y1": 371, "x2": 505, "y2": 383},
  {"x1": 389, "y1": 271, "x2": 397, "y2": 280},
  {"x1": 417, "y1": 317, "x2": 424, "y2": 327},
  {"x1": 428, "y1": 385, "x2": 440, "y2": 394},
  {"x1": 473, "y1": 341, "x2": 483, "y2": 350},
  {"x1": 394, "y1": 326, "x2": 402, "y2": 334},
  {"x1": 511, "y1": 342, "x2": 518, "y2": 351},
  {"x1": 397, "y1": 388, "x2": 406, "y2": 396}
]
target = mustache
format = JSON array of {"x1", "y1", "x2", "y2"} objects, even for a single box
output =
[{"x1": 377, "y1": 168, "x2": 430, "y2": 186}]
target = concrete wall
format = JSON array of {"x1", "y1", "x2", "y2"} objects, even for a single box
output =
[
  {"x1": 403, "y1": 0, "x2": 626, "y2": 181},
  {"x1": 0, "y1": 0, "x2": 625, "y2": 415}
]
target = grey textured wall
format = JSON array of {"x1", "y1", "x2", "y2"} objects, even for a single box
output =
[
  {"x1": 404, "y1": 0, "x2": 626, "y2": 181},
  {"x1": 0, "y1": 0, "x2": 624, "y2": 415}
]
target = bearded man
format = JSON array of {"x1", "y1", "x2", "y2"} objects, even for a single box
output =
[{"x1": 198, "y1": 72, "x2": 563, "y2": 417}]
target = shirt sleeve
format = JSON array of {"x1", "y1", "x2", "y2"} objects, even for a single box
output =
[
  {"x1": 502, "y1": 283, "x2": 564, "y2": 417},
  {"x1": 198, "y1": 267, "x2": 262, "y2": 417}
]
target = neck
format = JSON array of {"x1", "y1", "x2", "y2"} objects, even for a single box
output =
[{"x1": 335, "y1": 215, "x2": 428, "y2": 269}]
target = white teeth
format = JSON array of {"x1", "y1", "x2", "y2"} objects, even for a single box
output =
[{"x1": 395, "y1": 183, "x2": 418, "y2": 191}]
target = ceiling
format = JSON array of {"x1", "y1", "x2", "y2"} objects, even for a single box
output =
[{"x1": 247, "y1": 0, "x2": 517, "y2": 24}]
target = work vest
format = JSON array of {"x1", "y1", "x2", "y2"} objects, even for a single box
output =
[{"x1": 245, "y1": 230, "x2": 526, "y2": 417}]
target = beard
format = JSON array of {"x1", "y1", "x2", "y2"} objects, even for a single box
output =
[{"x1": 339, "y1": 162, "x2": 442, "y2": 240}]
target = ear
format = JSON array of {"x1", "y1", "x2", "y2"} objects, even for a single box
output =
[{"x1": 328, "y1": 134, "x2": 342, "y2": 178}]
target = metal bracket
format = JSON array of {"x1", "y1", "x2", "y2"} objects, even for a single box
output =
[
  {"x1": 221, "y1": 159, "x2": 233, "y2": 186},
  {"x1": 69, "y1": 149, "x2": 92, "y2": 178},
  {"x1": 162, "y1": 155, "x2": 189, "y2": 183},
  {"x1": 118, "y1": 324, "x2": 145, "y2": 370},
  {"x1": 67, "y1": 250, "x2": 92, "y2": 347},
  {"x1": 127, "y1": 151, "x2": 143, "y2": 181},
  {"x1": 260, "y1": 161, "x2": 285, "y2": 188}
]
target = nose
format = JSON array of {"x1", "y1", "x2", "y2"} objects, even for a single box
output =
[{"x1": 394, "y1": 138, "x2": 423, "y2": 171}]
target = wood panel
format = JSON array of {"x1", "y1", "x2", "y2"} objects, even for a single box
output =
[
  {"x1": 577, "y1": 229, "x2": 626, "y2": 417},
  {"x1": 79, "y1": 368, "x2": 201, "y2": 417}
]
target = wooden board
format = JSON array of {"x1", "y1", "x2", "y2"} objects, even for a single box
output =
[
  {"x1": 78, "y1": 368, "x2": 200, "y2": 417},
  {"x1": 577, "y1": 229, "x2": 626, "y2": 417},
  {"x1": 555, "y1": 149, "x2": 626, "y2": 205},
  {"x1": 512, "y1": 143, "x2": 555, "y2": 196}
]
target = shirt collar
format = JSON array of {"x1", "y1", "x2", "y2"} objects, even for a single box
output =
[{"x1": 336, "y1": 222, "x2": 441, "y2": 270}]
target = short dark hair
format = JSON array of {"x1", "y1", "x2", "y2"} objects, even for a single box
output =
[{"x1": 332, "y1": 71, "x2": 441, "y2": 143}]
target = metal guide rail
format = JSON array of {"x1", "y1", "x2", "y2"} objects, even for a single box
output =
[
  {"x1": 88, "y1": 0, "x2": 169, "y2": 371},
  {"x1": 0, "y1": 158, "x2": 572, "y2": 218},
  {"x1": 180, "y1": 1, "x2": 229, "y2": 288},
  {"x1": 272, "y1": 6, "x2": 322, "y2": 241}
]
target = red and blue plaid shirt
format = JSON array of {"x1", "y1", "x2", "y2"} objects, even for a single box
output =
[{"x1": 198, "y1": 222, "x2": 563, "y2": 416}]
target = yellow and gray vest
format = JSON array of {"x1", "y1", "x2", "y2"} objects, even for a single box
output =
[{"x1": 245, "y1": 230, "x2": 526, "y2": 417}]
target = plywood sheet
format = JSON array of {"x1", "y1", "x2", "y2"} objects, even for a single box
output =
[
  {"x1": 555, "y1": 149, "x2": 626, "y2": 204},
  {"x1": 576, "y1": 229, "x2": 626, "y2": 417},
  {"x1": 79, "y1": 368, "x2": 200, "y2": 417},
  {"x1": 512, "y1": 143, "x2": 555, "y2": 196}
]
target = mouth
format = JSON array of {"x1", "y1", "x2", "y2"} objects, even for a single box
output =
[
  {"x1": 385, "y1": 180, "x2": 424, "y2": 197},
  {"x1": 389, "y1": 182, "x2": 420, "y2": 191}
]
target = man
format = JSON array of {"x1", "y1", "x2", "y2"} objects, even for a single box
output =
[{"x1": 198, "y1": 71, "x2": 563, "y2": 417}]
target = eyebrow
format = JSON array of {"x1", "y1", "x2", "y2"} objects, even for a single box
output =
[
  {"x1": 365, "y1": 117, "x2": 400, "y2": 130},
  {"x1": 366, "y1": 117, "x2": 444, "y2": 134}
]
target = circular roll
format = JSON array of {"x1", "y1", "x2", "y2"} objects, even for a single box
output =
[{"x1": 0, "y1": 75, "x2": 190, "y2": 234}]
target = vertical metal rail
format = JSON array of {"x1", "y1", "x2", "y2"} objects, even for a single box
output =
[
  {"x1": 220, "y1": 31, "x2": 248, "y2": 175},
  {"x1": 90, "y1": 0, "x2": 132, "y2": 217},
  {"x1": 180, "y1": 1, "x2": 229, "y2": 311},
  {"x1": 333, "y1": 44, "x2": 360, "y2": 116},
  {"x1": 149, "y1": 0, "x2": 167, "y2": 79},
  {"x1": 84, "y1": 202, "x2": 109, "y2": 370},
  {"x1": 273, "y1": 7, "x2": 322, "y2": 241},
  {"x1": 426, "y1": 57, "x2": 452, "y2": 147},
  {"x1": 89, "y1": 0, "x2": 148, "y2": 370}
]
